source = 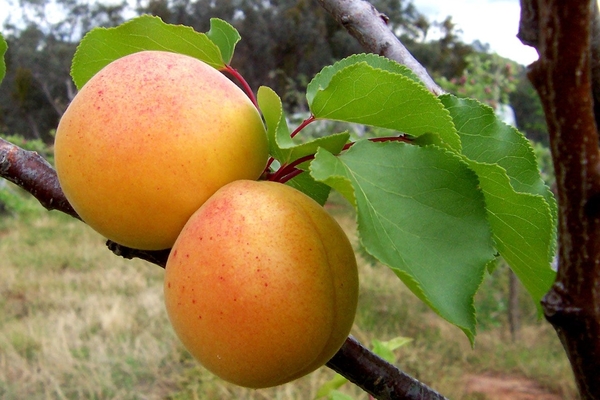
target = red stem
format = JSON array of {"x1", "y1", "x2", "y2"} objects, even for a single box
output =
[
  {"x1": 278, "y1": 168, "x2": 304, "y2": 184},
  {"x1": 263, "y1": 115, "x2": 318, "y2": 176},
  {"x1": 270, "y1": 135, "x2": 411, "y2": 183},
  {"x1": 291, "y1": 114, "x2": 316, "y2": 138},
  {"x1": 224, "y1": 65, "x2": 258, "y2": 108},
  {"x1": 269, "y1": 153, "x2": 316, "y2": 183}
]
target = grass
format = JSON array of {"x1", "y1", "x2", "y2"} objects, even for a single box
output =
[{"x1": 0, "y1": 193, "x2": 577, "y2": 399}]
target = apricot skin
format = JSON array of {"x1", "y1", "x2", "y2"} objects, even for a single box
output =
[
  {"x1": 163, "y1": 180, "x2": 359, "y2": 388},
  {"x1": 54, "y1": 51, "x2": 268, "y2": 250}
]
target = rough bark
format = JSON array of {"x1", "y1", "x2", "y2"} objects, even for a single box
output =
[{"x1": 519, "y1": 0, "x2": 600, "y2": 397}]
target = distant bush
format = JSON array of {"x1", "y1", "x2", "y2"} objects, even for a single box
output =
[
  {"x1": 0, "y1": 181, "x2": 43, "y2": 217},
  {"x1": 1, "y1": 133, "x2": 54, "y2": 165},
  {"x1": 0, "y1": 133, "x2": 51, "y2": 217}
]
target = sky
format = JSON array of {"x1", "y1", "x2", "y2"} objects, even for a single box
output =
[
  {"x1": 416, "y1": 0, "x2": 538, "y2": 65},
  {"x1": 0, "y1": 0, "x2": 571, "y2": 66}
]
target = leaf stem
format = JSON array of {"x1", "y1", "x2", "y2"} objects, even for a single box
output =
[
  {"x1": 264, "y1": 114, "x2": 318, "y2": 177},
  {"x1": 224, "y1": 65, "x2": 258, "y2": 108},
  {"x1": 291, "y1": 114, "x2": 316, "y2": 138},
  {"x1": 269, "y1": 153, "x2": 316, "y2": 183},
  {"x1": 269, "y1": 135, "x2": 411, "y2": 183}
]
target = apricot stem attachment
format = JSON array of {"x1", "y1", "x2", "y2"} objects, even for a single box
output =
[
  {"x1": 224, "y1": 64, "x2": 258, "y2": 108},
  {"x1": 268, "y1": 135, "x2": 412, "y2": 184}
]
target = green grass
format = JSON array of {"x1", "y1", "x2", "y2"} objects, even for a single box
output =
[{"x1": 0, "y1": 196, "x2": 577, "y2": 399}]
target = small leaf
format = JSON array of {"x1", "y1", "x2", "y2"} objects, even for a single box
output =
[
  {"x1": 0, "y1": 34, "x2": 7, "y2": 84},
  {"x1": 371, "y1": 336, "x2": 412, "y2": 363},
  {"x1": 286, "y1": 171, "x2": 331, "y2": 206},
  {"x1": 71, "y1": 15, "x2": 231, "y2": 89},
  {"x1": 311, "y1": 141, "x2": 496, "y2": 343},
  {"x1": 258, "y1": 86, "x2": 349, "y2": 165},
  {"x1": 315, "y1": 374, "x2": 349, "y2": 399},
  {"x1": 308, "y1": 149, "x2": 356, "y2": 207},
  {"x1": 206, "y1": 18, "x2": 240, "y2": 65},
  {"x1": 307, "y1": 58, "x2": 460, "y2": 151},
  {"x1": 257, "y1": 86, "x2": 291, "y2": 160},
  {"x1": 328, "y1": 391, "x2": 354, "y2": 400}
]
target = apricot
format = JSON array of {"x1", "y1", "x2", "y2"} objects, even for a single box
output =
[
  {"x1": 163, "y1": 180, "x2": 359, "y2": 388},
  {"x1": 54, "y1": 50, "x2": 268, "y2": 250}
]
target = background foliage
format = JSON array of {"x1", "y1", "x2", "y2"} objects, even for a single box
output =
[
  {"x1": 0, "y1": 0, "x2": 547, "y2": 145},
  {"x1": 0, "y1": 1, "x2": 566, "y2": 398}
]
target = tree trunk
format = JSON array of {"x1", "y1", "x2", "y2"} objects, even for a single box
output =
[{"x1": 520, "y1": 0, "x2": 600, "y2": 397}]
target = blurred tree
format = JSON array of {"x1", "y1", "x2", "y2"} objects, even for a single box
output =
[
  {"x1": 136, "y1": 0, "x2": 427, "y2": 111},
  {"x1": 438, "y1": 52, "x2": 518, "y2": 109},
  {"x1": 510, "y1": 69, "x2": 549, "y2": 145},
  {"x1": 405, "y1": 16, "x2": 475, "y2": 80},
  {"x1": 1, "y1": 0, "x2": 519, "y2": 141},
  {"x1": 0, "y1": 0, "x2": 129, "y2": 141},
  {"x1": 0, "y1": 24, "x2": 74, "y2": 141}
]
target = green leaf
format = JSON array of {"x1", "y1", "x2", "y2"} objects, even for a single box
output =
[
  {"x1": 0, "y1": 34, "x2": 7, "y2": 84},
  {"x1": 441, "y1": 95, "x2": 554, "y2": 202},
  {"x1": 371, "y1": 336, "x2": 412, "y2": 363},
  {"x1": 440, "y1": 95, "x2": 557, "y2": 310},
  {"x1": 71, "y1": 15, "x2": 233, "y2": 89},
  {"x1": 258, "y1": 86, "x2": 349, "y2": 165},
  {"x1": 468, "y1": 161, "x2": 556, "y2": 310},
  {"x1": 306, "y1": 53, "x2": 422, "y2": 104},
  {"x1": 206, "y1": 18, "x2": 240, "y2": 65},
  {"x1": 307, "y1": 57, "x2": 460, "y2": 152},
  {"x1": 328, "y1": 391, "x2": 354, "y2": 400},
  {"x1": 286, "y1": 171, "x2": 331, "y2": 206},
  {"x1": 315, "y1": 374, "x2": 349, "y2": 399},
  {"x1": 311, "y1": 141, "x2": 496, "y2": 343}
]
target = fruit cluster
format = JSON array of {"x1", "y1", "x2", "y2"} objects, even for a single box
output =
[{"x1": 54, "y1": 50, "x2": 359, "y2": 388}]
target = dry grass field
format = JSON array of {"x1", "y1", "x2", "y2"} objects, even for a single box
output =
[{"x1": 0, "y1": 190, "x2": 577, "y2": 399}]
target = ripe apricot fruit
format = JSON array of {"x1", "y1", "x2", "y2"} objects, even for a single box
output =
[
  {"x1": 163, "y1": 180, "x2": 359, "y2": 388},
  {"x1": 54, "y1": 51, "x2": 268, "y2": 250}
]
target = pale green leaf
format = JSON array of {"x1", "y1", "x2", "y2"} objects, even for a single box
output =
[
  {"x1": 311, "y1": 140, "x2": 496, "y2": 343},
  {"x1": 206, "y1": 18, "x2": 240, "y2": 65},
  {"x1": 0, "y1": 34, "x2": 6, "y2": 84},
  {"x1": 371, "y1": 337, "x2": 412, "y2": 363},
  {"x1": 257, "y1": 86, "x2": 349, "y2": 165},
  {"x1": 328, "y1": 391, "x2": 354, "y2": 400},
  {"x1": 315, "y1": 374, "x2": 349, "y2": 399},
  {"x1": 71, "y1": 15, "x2": 228, "y2": 89}
]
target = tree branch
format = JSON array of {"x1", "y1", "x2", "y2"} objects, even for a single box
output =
[
  {"x1": 316, "y1": 0, "x2": 443, "y2": 96},
  {"x1": 0, "y1": 137, "x2": 172, "y2": 267},
  {"x1": 0, "y1": 137, "x2": 78, "y2": 218},
  {"x1": 0, "y1": 136, "x2": 446, "y2": 399},
  {"x1": 326, "y1": 336, "x2": 447, "y2": 400},
  {"x1": 520, "y1": 0, "x2": 600, "y2": 397},
  {"x1": 1, "y1": 1, "x2": 454, "y2": 397}
]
